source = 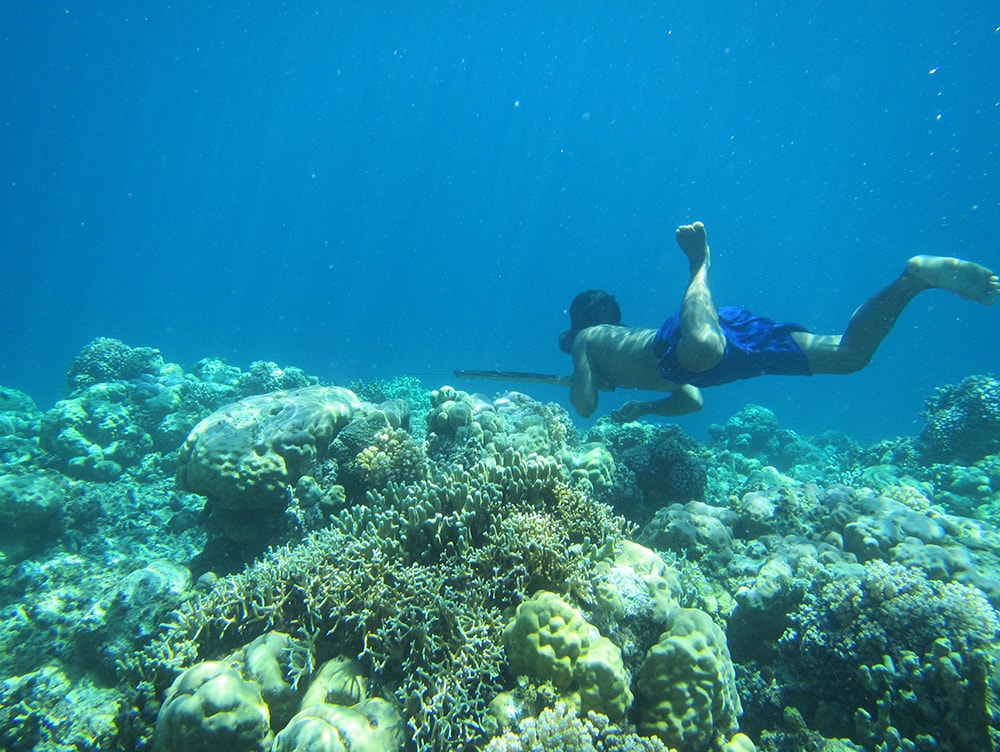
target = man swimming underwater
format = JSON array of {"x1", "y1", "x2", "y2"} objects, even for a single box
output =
[{"x1": 559, "y1": 221, "x2": 999, "y2": 422}]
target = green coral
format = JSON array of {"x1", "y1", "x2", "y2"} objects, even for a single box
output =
[
  {"x1": 636, "y1": 607, "x2": 742, "y2": 751},
  {"x1": 152, "y1": 661, "x2": 273, "y2": 752},
  {"x1": 273, "y1": 698, "x2": 405, "y2": 752},
  {"x1": 502, "y1": 591, "x2": 633, "y2": 721}
]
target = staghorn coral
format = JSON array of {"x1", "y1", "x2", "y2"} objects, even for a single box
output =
[{"x1": 122, "y1": 428, "x2": 631, "y2": 751}]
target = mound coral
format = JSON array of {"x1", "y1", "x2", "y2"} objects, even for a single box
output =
[
  {"x1": 502, "y1": 590, "x2": 633, "y2": 721},
  {"x1": 636, "y1": 607, "x2": 742, "y2": 751},
  {"x1": 273, "y1": 699, "x2": 405, "y2": 752},
  {"x1": 40, "y1": 382, "x2": 153, "y2": 481},
  {"x1": 176, "y1": 385, "x2": 360, "y2": 540},
  {"x1": 152, "y1": 661, "x2": 273, "y2": 752}
]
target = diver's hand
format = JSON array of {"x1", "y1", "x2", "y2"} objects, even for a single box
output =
[{"x1": 611, "y1": 400, "x2": 647, "y2": 423}]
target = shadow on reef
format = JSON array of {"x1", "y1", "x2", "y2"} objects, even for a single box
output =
[{"x1": 0, "y1": 338, "x2": 999, "y2": 752}]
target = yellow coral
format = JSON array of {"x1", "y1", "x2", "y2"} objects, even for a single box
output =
[{"x1": 637, "y1": 608, "x2": 742, "y2": 751}]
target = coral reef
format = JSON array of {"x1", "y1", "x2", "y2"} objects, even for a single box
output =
[
  {"x1": 636, "y1": 607, "x2": 743, "y2": 751},
  {"x1": 65, "y1": 337, "x2": 165, "y2": 396},
  {"x1": 3, "y1": 340, "x2": 1000, "y2": 751},
  {"x1": 918, "y1": 373, "x2": 1000, "y2": 465},
  {"x1": 176, "y1": 385, "x2": 360, "y2": 541},
  {"x1": 777, "y1": 560, "x2": 999, "y2": 750},
  {"x1": 587, "y1": 420, "x2": 707, "y2": 523}
]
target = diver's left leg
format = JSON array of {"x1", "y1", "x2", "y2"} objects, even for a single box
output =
[{"x1": 795, "y1": 255, "x2": 998, "y2": 374}]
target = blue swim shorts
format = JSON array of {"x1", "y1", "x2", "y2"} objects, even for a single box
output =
[{"x1": 653, "y1": 306, "x2": 812, "y2": 388}]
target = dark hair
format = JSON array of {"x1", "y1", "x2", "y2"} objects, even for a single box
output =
[{"x1": 558, "y1": 290, "x2": 621, "y2": 353}]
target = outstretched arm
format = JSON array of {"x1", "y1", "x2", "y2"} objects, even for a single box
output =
[{"x1": 611, "y1": 384, "x2": 704, "y2": 423}]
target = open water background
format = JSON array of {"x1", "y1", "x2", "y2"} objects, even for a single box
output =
[{"x1": 3, "y1": 2, "x2": 998, "y2": 442}]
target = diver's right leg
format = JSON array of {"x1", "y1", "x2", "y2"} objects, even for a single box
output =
[{"x1": 674, "y1": 222, "x2": 726, "y2": 372}]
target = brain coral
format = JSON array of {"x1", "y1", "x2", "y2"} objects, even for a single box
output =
[
  {"x1": 636, "y1": 607, "x2": 742, "y2": 751},
  {"x1": 176, "y1": 385, "x2": 360, "y2": 540},
  {"x1": 503, "y1": 590, "x2": 633, "y2": 721},
  {"x1": 152, "y1": 661, "x2": 272, "y2": 752}
]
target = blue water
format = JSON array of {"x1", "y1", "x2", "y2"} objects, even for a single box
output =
[{"x1": 2, "y1": 2, "x2": 998, "y2": 443}]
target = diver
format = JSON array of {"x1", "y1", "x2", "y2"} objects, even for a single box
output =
[{"x1": 559, "y1": 221, "x2": 999, "y2": 422}]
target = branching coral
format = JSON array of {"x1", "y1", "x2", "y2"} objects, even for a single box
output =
[{"x1": 779, "y1": 559, "x2": 1000, "y2": 748}]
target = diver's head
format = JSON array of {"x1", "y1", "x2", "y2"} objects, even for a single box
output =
[{"x1": 558, "y1": 290, "x2": 621, "y2": 353}]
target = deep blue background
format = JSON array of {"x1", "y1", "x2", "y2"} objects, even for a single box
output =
[{"x1": 3, "y1": 2, "x2": 998, "y2": 442}]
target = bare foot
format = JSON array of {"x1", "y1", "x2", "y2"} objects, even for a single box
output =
[
  {"x1": 676, "y1": 221, "x2": 710, "y2": 272},
  {"x1": 906, "y1": 255, "x2": 1000, "y2": 305}
]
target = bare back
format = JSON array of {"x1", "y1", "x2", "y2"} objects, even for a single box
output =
[{"x1": 568, "y1": 325, "x2": 681, "y2": 416}]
